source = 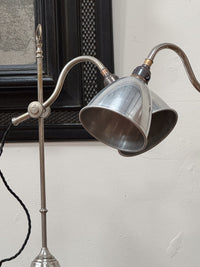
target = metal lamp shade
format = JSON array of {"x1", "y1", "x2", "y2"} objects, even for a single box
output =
[
  {"x1": 119, "y1": 91, "x2": 178, "y2": 156},
  {"x1": 79, "y1": 76, "x2": 152, "y2": 153}
]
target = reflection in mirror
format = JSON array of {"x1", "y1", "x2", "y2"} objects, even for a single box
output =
[{"x1": 0, "y1": 0, "x2": 35, "y2": 65}]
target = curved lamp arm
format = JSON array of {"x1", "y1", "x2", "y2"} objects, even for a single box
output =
[
  {"x1": 43, "y1": 56, "x2": 109, "y2": 108},
  {"x1": 12, "y1": 56, "x2": 113, "y2": 126},
  {"x1": 142, "y1": 43, "x2": 200, "y2": 92}
]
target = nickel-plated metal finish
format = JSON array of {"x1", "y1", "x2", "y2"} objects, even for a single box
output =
[
  {"x1": 146, "y1": 43, "x2": 200, "y2": 92},
  {"x1": 28, "y1": 101, "x2": 43, "y2": 118},
  {"x1": 103, "y1": 73, "x2": 119, "y2": 86},
  {"x1": 12, "y1": 112, "x2": 30, "y2": 126},
  {"x1": 41, "y1": 106, "x2": 51, "y2": 119},
  {"x1": 31, "y1": 248, "x2": 60, "y2": 267},
  {"x1": 100, "y1": 68, "x2": 111, "y2": 77},
  {"x1": 80, "y1": 76, "x2": 152, "y2": 153},
  {"x1": 36, "y1": 25, "x2": 43, "y2": 59},
  {"x1": 119, "y1": 90, "x2": 178, "y2": 156}
]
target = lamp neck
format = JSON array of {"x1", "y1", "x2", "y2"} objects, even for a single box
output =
[
  {"x1": 143, "y1": 43, "x2": 200, "y2": 92},
  {"x1": 43, "y1": 57, "x2": 113, "y2": 108}
]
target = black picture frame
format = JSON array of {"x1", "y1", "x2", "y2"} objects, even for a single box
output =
[{"x1": 0, "y1": 0, "x2": 114, "y2": 141}]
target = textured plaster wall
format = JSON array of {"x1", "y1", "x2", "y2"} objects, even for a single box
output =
[{"x1": 1, "y1": 1, "x2": 200, "y2": 267}]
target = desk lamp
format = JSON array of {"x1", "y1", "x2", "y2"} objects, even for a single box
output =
[
  {"x1": 10, "y1": 24, "x2": 125, "y2": 267},
  {"x1": 8, "y1": 24, "x2": 200, "y2": 267}
]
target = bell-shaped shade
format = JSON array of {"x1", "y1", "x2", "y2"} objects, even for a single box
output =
[
  {"x1": 79, "y1": 76, "x2": 152, "y2": 152},
  {"x1": 119, "y1": 91, "x2": 178, "y2": 156}
]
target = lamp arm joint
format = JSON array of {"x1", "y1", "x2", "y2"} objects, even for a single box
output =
[{"x1": 12, "y1": 56, "x2": 113, "y2": 126}]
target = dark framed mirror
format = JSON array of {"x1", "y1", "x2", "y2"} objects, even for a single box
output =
[{"x1": 0, "y1": 0, "x2": 114, "y2": 141}]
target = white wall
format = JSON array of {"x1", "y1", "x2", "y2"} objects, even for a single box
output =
[{"x1": 1, "y1": 1, "x2": 200, "y2": 267}]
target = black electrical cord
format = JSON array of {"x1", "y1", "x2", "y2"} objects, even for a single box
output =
[
  {"x1": 0, "y1": 122, "x2": 31, "y2": 267},
  {"x1": 0, "y1": 123, "x2": 12, "y2": 157}
]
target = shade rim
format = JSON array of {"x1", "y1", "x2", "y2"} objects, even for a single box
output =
[
  {"x1": 80, "y1": 105, "x2": 149, "y2": 153},
  {"x1": 118, "y1": 107, "x2": 178, "y2": 156}
]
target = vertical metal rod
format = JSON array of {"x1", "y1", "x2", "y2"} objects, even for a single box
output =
[
  {"x1": 36, "y1": 25, "x2": 48, "y2": 248},
  {"x1": 31, "y1": 24, "x2": 60, "y2": 267}
]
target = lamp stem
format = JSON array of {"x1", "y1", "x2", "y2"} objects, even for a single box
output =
[
  {"x1": 36, "y1": 24, "x2": 48, "y2": 249},
  {"x1": 31, "y1": 24, "x2": 60, "y2": 267},
  {"x1": 38, "y1": 116, "x2": 47, "y2": 248}
]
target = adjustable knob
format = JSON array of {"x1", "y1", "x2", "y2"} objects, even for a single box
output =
[{"x1": 28, "y1": 101, "x2": 43, "y2": 118}]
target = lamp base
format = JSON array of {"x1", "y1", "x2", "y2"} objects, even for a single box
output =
[{"x1": 31, "y1": 247, "x2": 60, "y2": 267}]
